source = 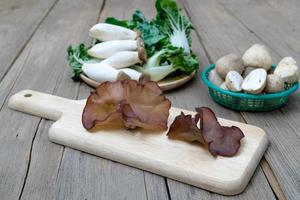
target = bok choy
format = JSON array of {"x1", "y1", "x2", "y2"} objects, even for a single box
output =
[
  {"x1": 134, "y1": 45, "x2": 198, "y2": 81},
  {"x1": 67, "y1": 0, "x2": 199, "y2": 83}
]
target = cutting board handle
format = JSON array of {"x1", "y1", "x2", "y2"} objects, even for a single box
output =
[{"x1": 8, "y1": 90, "x2": 75, "y2": 121}]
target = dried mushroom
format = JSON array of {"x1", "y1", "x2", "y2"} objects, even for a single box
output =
[
  {"x1": 167, "y1": 107, "x2": 244, "y2": 157},
  {"x1": 82, "y1": 79, "x2": 171, "y2": 131}
]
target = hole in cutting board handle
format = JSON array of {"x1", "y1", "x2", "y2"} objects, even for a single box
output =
[{"x1": 24, "y1": 94, "x2": 32, "y2": 97}]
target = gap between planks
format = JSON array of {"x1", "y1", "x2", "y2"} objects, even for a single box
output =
[
  {"x1": 181, "y1": 0, "x2": 286, "y2": 199},
  {"x1": 18, "y1": 119, "x2": 43, "y2": 200},
  {"x1": 17, "y1": 61, "x2": 73, "y2": 199},
  {"x1": 260, "y1": 158, "x2": 287, "y2": 200}
]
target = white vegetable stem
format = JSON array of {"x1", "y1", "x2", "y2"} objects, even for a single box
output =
[
  {"x1": 88, "y1": 40, "x2": 138, "y2": 59},
  {"x1": 143, "y1": 65, "x2": 177, "y2": 82},
  {"x1": 119, "y1": 68, "x2": 142, "y2": 81},
  {"x1": 170, "y1": 30, "x2": 190, "y2": 55},
  {"x1": 101, "y1": 51, "x2": 143, "y2": 69},
  {"x1": 82, "y1": 63, "x2": 125, "y2": 82},
  {"x1": 89, "y1": 23, "x2": 137, "y2": 41}
]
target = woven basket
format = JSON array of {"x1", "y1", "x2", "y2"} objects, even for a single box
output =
[{"x1": 201, "y1": 64, "x2": 299, "y2": 111}]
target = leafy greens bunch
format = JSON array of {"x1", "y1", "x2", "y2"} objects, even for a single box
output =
[
  {"x1": 105, "y1": 0, "x2": 198, "y2": 80},
  {"x1": 67, "y1": 44, "x2": 100, "y2": 80},
  {"x1": 67, "y1": 0, "x2": 199, "y2": 81}
]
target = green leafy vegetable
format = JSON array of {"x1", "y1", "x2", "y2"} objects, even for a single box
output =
[
  {"x1": 105, "y1": 17, "x2": 134, "y2": 28},
  {"x1": 106, "y1": 10, "x2": 166, "y2": 56},
  {"x1": 134, "y1": 45, "x2": 198, "y2": 81},
  {"x1": 68, "y1": 0, "x2": 199, "y2": 82},
  {"x1": 154, "y1": 0, "x2": 193, "y2": 54},
  {"x1": 105, "y1": 0, "x2": 196, "y2": 57},
  {"x1": 67, "y1": 44, "x2": 97, "y2": 80}
]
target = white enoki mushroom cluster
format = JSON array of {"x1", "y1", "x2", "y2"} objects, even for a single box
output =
[{"x1": 83, "y1": 23, "x2": 147, "y2": 82}]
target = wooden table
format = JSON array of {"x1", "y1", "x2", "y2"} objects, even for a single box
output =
[{"x1": 0, "y1": 0, "x2": 299, "y2": 199}]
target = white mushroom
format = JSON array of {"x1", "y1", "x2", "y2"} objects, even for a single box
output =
[
  {"x1": 242, "y1": 44, "x2": 272, "y2": 71},
  {"x1": 101, "y1": 50, "x2": 146, "y2": 69},
  {"x1": 215, "y1": 53, "x2": 244, "y2": 79},
  {"x1": 265, "y1": 74, "x2": 284, "y2": 93},
  {"x1": 88, "y1": 40, "x2": 138, "y2": 59},
  {"x1": 208, "y1": 69, "x2": 224, "y2": 86},
  {"x1": 274, "y1": 57, "x2": 299, "y2": 83},
  {"x1": 89, "y1": 23, "x2": 138, "y2": 41},
  {"x1": 119, "y1": 68, "x2": 143, "y2": 81},
  {"x1": 242, "y1": 68, "x2": 267, "y2": 94},
  {"x1": 242, "y1": 67, "x2": 256, "y2": 78},
  {"x1": 82, "y1": 63, "x2": 129, "y2": 82},
  {"x1": 220, "y1": 82, "x2": 229, "y2": 90},
  {"x1": 225, "y1": 71, "x2": 243, "y2": 92}
]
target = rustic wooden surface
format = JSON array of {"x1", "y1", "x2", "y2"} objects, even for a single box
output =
[{"x1": 0, "y1": 0, "x2": 298, "y2": 199}]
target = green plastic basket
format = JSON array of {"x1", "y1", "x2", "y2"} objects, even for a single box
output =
[{"x1": 201, "y1": 64, "x2": 299, "y2": 111}]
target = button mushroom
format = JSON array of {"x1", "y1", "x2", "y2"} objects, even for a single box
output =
[
  {"x1": 225, "y1": 71, "x2": 243, "y2": 92},
  {"x1": 220, "y1": 82, "x2": 229, "y2": 90},
  {"x1": 242, "y1": 68, "x2": 267, "y2": 94},
  {"x1": 208, "y1": 69, "x2": 224, "y2": 86},
  {"x1": 242, "y1": 44, "x2": 272, "y2": 71},
  {"x1": 274, "y1": 57, "x2": 299, "y2": 83},
  {"x1": 89, "y1": 23, "x2": 138, "y2": 41},
  {"x1": 215, "y1": 53, "x2": 244, "y2": 79},
  {"x1": 265, "y1": 74, "x2": 284, "y2": 93},
  {"x1": 242, "y1": 67, "x2": 256, "y2": 78}
]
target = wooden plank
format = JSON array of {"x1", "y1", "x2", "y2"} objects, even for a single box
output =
[
  {"x1": 168, "y1": 166, "x2": 274, "y2": 200},
  {"x1": 0, "y1": 0, "x2": 57, "y2": 82},
  {"x1": 182, "y1": 0, "x2": 300, "y2": 199},
  {"x1": 261, "y1": 158, "x2": 287, "y2": 200},
  {"x1": 0, "y1": 0, "x2": 103, "y2": 199},
  {"x1": 54, "y1": 0, "x2": 170, "y2": 199},
  {"x1": 265, "y1": 0, "x2": 300, "y2": 28},
  {"x1": 54, "y1": 148, "x2": 147, "y2": 200}
]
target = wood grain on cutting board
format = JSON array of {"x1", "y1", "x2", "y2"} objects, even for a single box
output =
[{"x1": 8, "y1": 89, "x2": 268, "y2": 195}]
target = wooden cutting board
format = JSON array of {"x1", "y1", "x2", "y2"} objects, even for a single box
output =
[{"x1": 8, "y1": 90, "x2": 268, "y2": 195}]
